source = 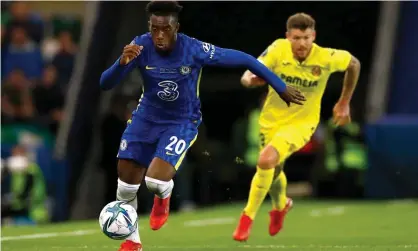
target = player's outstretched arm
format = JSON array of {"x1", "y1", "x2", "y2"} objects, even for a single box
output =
[
  {"x1": 217, "y1": 49, "x2": 305, "y2": 105},
  {"x1": 241, "y1": 40, "x2": 278, "y2": 88},
  {"x1": 99, "y1": 44, "x2": 143, "y2": 90},
  {"x1": 215, "y1": 49, "x2": 287, "y2": 93},
  {"x1": 194, "y1": 40, "x2": 305, "y2": 105},
  {"x1": 240, "y1": 70, "x2": 266, "y2": 88}
]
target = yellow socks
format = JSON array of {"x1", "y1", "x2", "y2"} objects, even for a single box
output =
[
  {"x1": 269, "y1": 171, "x2": 288, "y2": 210},
  {"x1": 243, "y1": 167, "x2": 275, "y2": 219}
]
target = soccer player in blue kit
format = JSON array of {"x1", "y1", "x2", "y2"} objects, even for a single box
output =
[{"x1": 100, "y1": 1, "x2": 305, "y2": 250}]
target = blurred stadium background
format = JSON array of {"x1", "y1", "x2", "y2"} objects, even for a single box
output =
[{"x1": 1, "y1": 1, "x2": 418, "y2": 250}]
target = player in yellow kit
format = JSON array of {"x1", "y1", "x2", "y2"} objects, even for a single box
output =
[{"x1": 233, "y1": 13, "x2": 361, "y2": 241}]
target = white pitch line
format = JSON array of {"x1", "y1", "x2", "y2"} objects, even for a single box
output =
[
  {"x1": 1, "y1": 230, "x2": 97, "y2": 242},
  {"x1": 240, "y1": 245, "x2": 418, "y2": 249},
  {"x1": 1, "y1": 217, "x2": 236, "y2": 242},
  {"x1": 42, "y1": 244, "x2": 418, "y2": 249},
  {"x1": 183, "y1": 217, "x2": 235, "y2": 227},
  {"x1": 309, "y1": 209, "x2": 322, "y2": 217},
  {"x1": 327, "y1": 206, "x2": 345, "y2": 215},
  {"x1": 310, "y1": 206, "x2": 345, "y2": 217}
]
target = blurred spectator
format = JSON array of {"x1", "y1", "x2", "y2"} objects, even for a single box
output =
[
  {"x1": 1, "y1": 145, "x2": 49, "y2": 225},
  {"x1": 52, "y1": 31, "x2": 77, "y2": 88},
  {"x1": 5, "y1": 2, "x2": 44, "y2": 44},
  {"x1": 2, "y1": 25, "x2": 43, "y2": 80},
  {"x1": 32, "y1": 65, "x2": 65, "y2": 135},
  {"x1": 51, "y1": 15, "x2": 82, "y2": 43},
  {"x1": 41, "y1": 36, "x2": 60, "y2": 62},
  {"x1": 1, "y1": 69, "x2": 34, "y2": 124}
]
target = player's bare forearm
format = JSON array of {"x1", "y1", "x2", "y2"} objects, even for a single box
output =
[
  {"x1": 214, "y1": 49, "x2": 286, "y2": 93},
  {"x1": 240, "y1": 70, "x2": 253, "y2": 87},
  {"x1": 339, "y1": 55, "x2": 361, "y2": 104},
  {"x1": 240, "y1": 70, "x2": 266, "y2": 88}
]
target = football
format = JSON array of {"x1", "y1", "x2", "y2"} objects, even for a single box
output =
[{"x1": 99, "y1": 201, "x2": 138, "y2": 240}]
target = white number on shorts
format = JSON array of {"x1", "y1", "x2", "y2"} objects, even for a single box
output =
[{"x1": 165, "y1": 136, "x2": 187, "y2": 155}]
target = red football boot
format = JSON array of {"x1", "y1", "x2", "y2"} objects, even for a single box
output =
[
  {"x1": 150, "y1": 195, "x2": 170, "y2": 230},
  {"x1": 233, "y1": 213, "x2": 253, "y2": 242},
  {"x1": 118, "y1": 240, "x2": 143, "y2": 251},
  {"x1": 269, "y1": 197, "x2": 293, "y2": 236}
]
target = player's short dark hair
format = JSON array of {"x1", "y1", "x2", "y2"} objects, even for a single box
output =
[
  {"x1": 146, "y1": 1, "x2": 183, "y2": 19},
  {"x1": 286, "y1": 13, "x2": 315, "y2": 31}
]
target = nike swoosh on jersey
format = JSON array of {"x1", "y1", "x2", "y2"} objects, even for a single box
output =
[
  {"x1": 145, "y1": 65, "x2": 157, "y2": 70},
  {"x1": 166, "y1": 152, "x2": 177, "y2": 156}
]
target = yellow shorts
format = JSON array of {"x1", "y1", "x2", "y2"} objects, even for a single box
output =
[{"x1": 260, "y1": 124, "x2": 315, "y2": 164}]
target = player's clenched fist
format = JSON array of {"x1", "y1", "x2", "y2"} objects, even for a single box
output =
[
  {"x1": 279, "y1": 85, "x2": 306, "y2": 107},
  {"x1": 120, "y1": 44, "x2": 143, "y2": 65}
]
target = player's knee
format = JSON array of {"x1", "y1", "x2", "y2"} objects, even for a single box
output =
[
  {"x1": 145, "y1": 176, "x2": 174, "y2": 198},
  {"x1": 116, "y1": 178, "x2": 140, "y2": 202},
  {"x1": 258, "y1": 146, "x2": 280, "y2": 169},
  {"x1": 146, "y1": 157, "x2": 176, "y2": 181},
  {"x1": 117, "y1": 159, "x2": 146, "y2": 184}
]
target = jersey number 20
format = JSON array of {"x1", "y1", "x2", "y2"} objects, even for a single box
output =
[
  {"x1": 165, "y1": 136, "x2": 187, "y2": 155},
  {"x1": 157, "y1": 81, "x2": 179, "y2": 101}
]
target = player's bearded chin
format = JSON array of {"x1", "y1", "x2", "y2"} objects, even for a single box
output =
[{"x1": 293, "y1": 45, "x2": 309, "y2": 60}]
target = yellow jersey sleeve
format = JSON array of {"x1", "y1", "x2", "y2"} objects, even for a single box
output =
[
  {"x1": 257, "y1": 39, "x2": 285, "y2": 70},
  {"x1": 327, "y1": 48, "x2": 352, "y2": 73}
]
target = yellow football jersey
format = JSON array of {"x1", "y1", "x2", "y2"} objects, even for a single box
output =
[{"x1": 258, "y1": 39, "x2": 352, "y2": 130}]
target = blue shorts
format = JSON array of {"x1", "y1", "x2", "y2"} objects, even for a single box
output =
[{"x1": 117, "y1": 116, "x2": 200, "y2": 170}]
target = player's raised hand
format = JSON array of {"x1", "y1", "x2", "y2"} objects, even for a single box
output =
[
  {"x1": 279, "y1": 85, "x2": 306, "y2": 107},
  {"x1": 241, "y1": 71, "x2": 266, "y2": 88},
  {"x1": 249, "y1": 75, "x2": 266, "y2": 87},
  {"x1": 120, "y1": 44, "x2": 143, "y2": 65},
  {"x1": 332, "y1": 101, "x2": 351, "y2": 126}
]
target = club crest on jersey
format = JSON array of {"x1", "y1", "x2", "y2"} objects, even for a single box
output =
[
  {"x1": 120, "y1": 139, "x2": 127, "y2": 151},
  {"x1": 180, "y1": 66, "x2": 191, "y2": 75},
  {"x1": 312, "y1": 66, "x2": 321, "y2": 76}
]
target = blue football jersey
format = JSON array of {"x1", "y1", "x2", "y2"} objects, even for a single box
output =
[
  {"x1": 102, "y1": 31, "x2": 290, "y2": 168},
  {"x1": 127, "y1": 33, "x2": 226, "y2": 124}
]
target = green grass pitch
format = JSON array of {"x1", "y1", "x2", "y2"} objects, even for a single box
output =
[{"x1": 2, "y1": 199, "x2": 418, "y2": 251}]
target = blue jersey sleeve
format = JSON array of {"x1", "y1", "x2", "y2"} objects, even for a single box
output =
[
  {"x1": 192, "y1": 39, "x2": 226, "y2": 66},
  {"x1": 192, "y1": 39, "x2": 287, "y2": 93},
  {"x1": 100, "y1": 36, "x2": 144, "y2": 90}
]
